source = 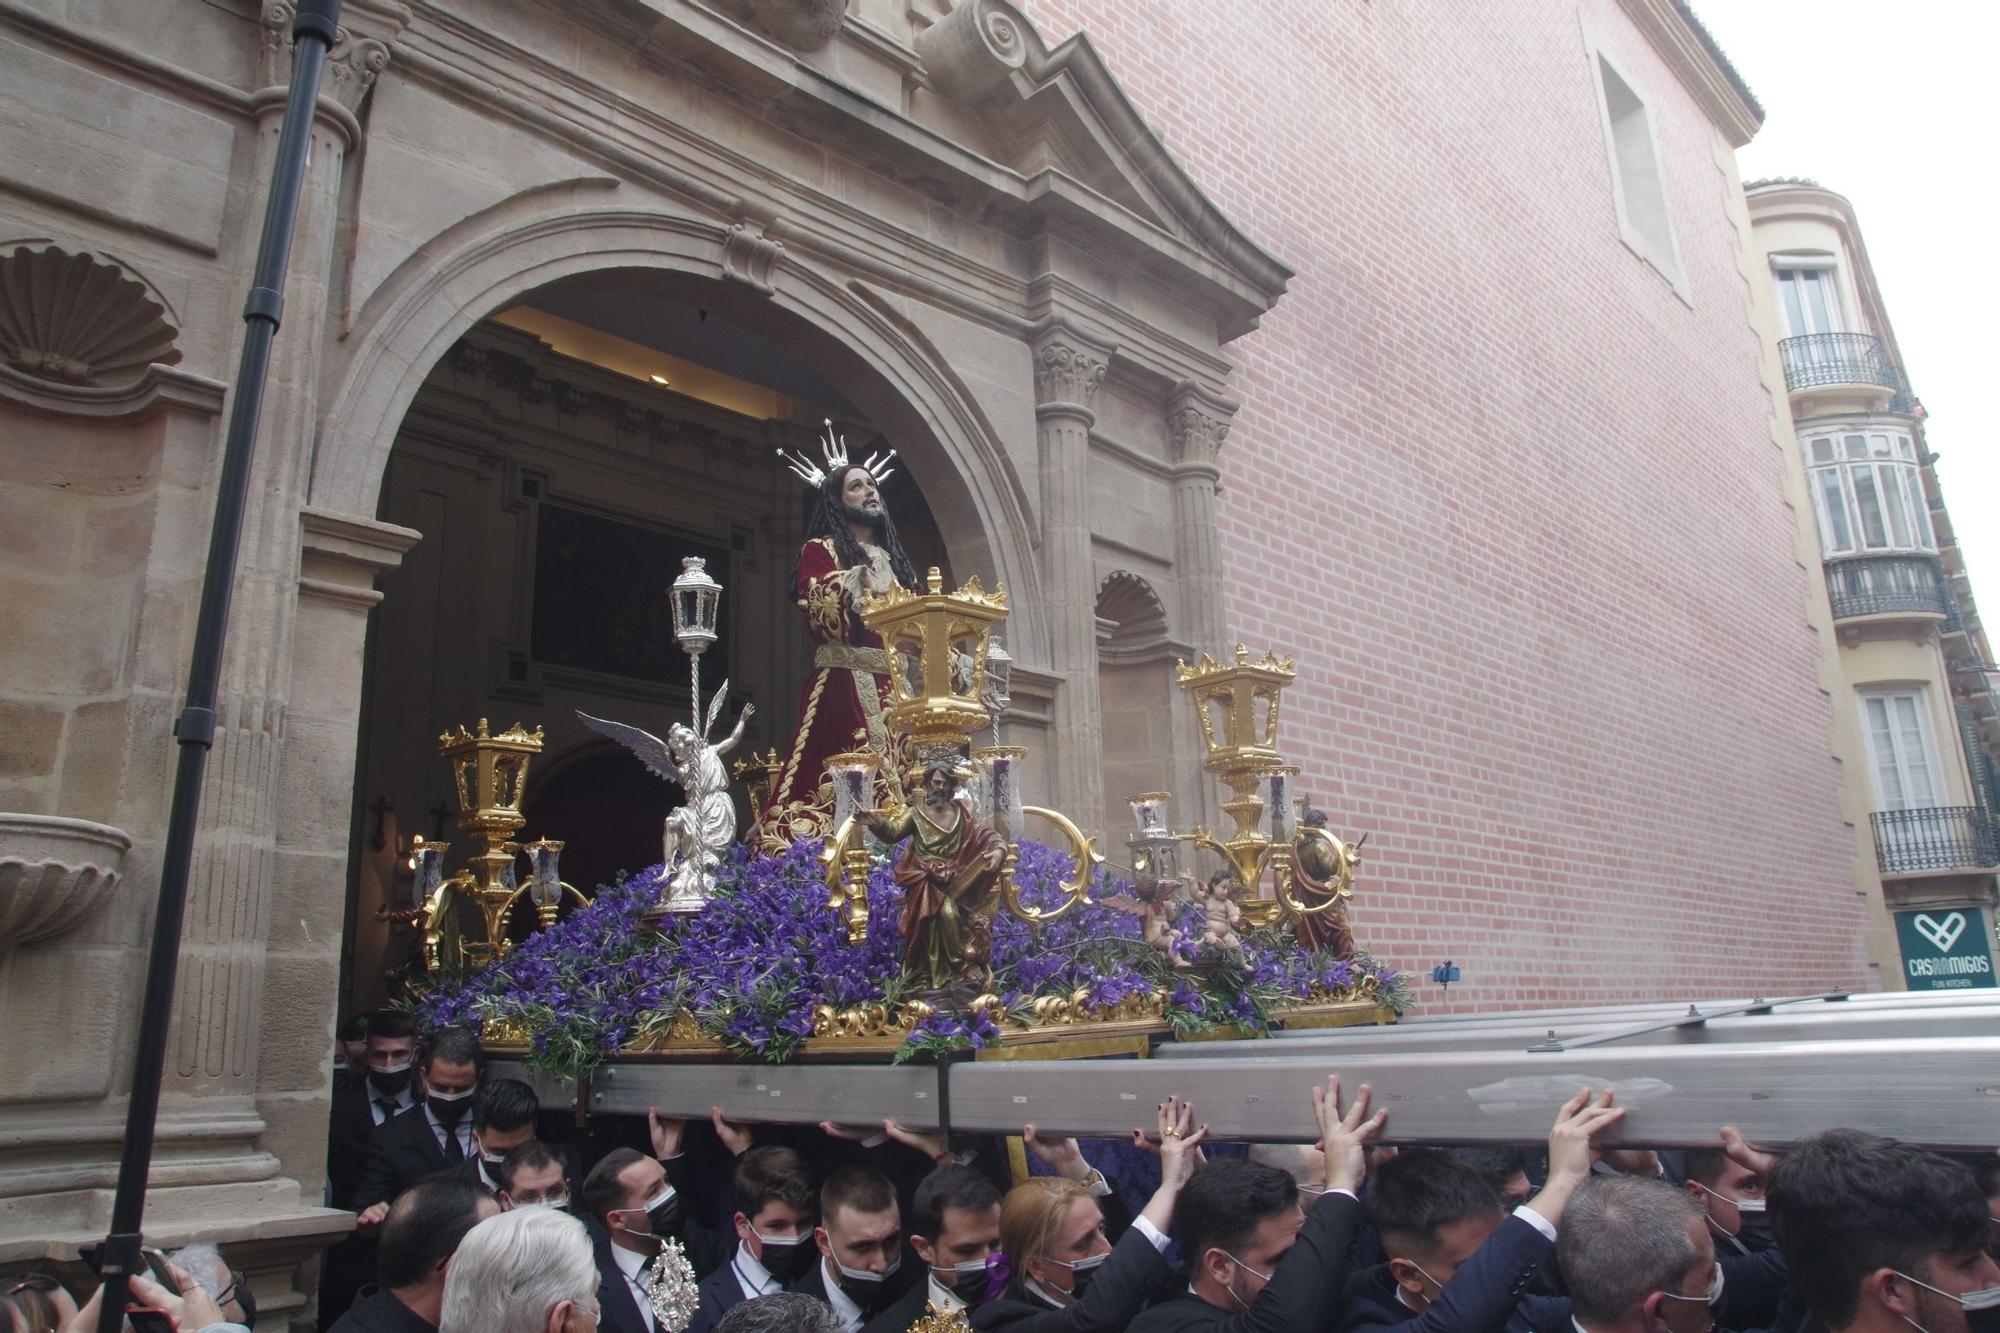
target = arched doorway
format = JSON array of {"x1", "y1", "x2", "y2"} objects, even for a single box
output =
[{"x1": 331, "y1": 250, "x2": 997, "y2": 1016}]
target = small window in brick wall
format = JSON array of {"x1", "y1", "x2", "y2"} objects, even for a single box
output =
[{"x1": 1591, "y1": 51, "x2": 1685, "y2": 295}]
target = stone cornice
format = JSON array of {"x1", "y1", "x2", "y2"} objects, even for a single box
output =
[
  {"x1": 1613, "y1": 0, "x2": 1763, "y2": 148},
  {"x1": 0, "y1": 362, "x2": 226, "y2": 423},
  {"x1": 396, "y1": 0, "x2": 1285, "y2": 345}
]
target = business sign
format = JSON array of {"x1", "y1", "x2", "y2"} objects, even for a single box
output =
[{"x1": 1893, "y1": 909, "x2": 1998, "y2": 991}]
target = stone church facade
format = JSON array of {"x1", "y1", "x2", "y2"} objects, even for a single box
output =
[{"x1": 0, "y1": 0, "x2": 1865, "y2": 1319}]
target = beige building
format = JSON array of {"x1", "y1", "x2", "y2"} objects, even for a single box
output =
[{"x1": 1746, "y1": 179, "x2": 2000, "y2": 988}]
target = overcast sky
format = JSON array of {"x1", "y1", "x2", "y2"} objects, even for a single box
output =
[{"x1": 1695, "y1": 3, "x2": 1996, "y2": 619}]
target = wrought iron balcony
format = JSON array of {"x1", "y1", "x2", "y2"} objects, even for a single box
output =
[
  {"x1": 1871, "y1": 806, "x2": 1999, "y2": 875},
  {"x1": 1824, "y1": 554, "x2": 1948, "y2": 622},
  {"x1": 1779, "y1": 332, "x2": 1903, "y2": 396}
]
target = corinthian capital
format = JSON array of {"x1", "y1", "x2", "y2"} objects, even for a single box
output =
[
  {"x1": 1032, "y1": 325, "x2": 1112, "y2": 410},
  {"x1": 1167, "y1": 380, "x2": 1237, "y2": 466},
  {"x1": 261, "y1": 0, "x2": 408, "y2": 109}
]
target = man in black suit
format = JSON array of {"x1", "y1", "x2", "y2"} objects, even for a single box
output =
[
  {"x1": 328, "y1": 1176, "x2": 496, "y2": 1333},
  {"x1": 444, "y1": 1077, "x2": 539, "y2": 1195},
  {"x1": 328, "y1": 1011, "x2": 421, "y2": 1212},
  {"x1": 863, "y1": 1165, "x2": 1001, "y2": 1333},
  {"x1": 690, "y1": 1147, "x2": 817, "y2": 1333},
  {"x1": 793, "y1": 1166, "x2": 912, "y2": 1333},
  {"x1": 583, "y1": 1146, "x2": 736, "y2": 1333},
  {"x1": 1125, "y1": 1076, "x2": 1383, "y2": 1333},
  {"x1": 354, "y1": 1027, "x2": 483, "y2": 1218},
  {"x1": 1337, "y1": 1090, "x2": 1624, "y2": 1333},
  {"x1": 322, "y1": 1010, "x2": 423, "y2": 1330}
]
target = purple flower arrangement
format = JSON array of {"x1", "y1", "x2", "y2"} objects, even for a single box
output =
[{"x1": 416, "y1": 838, "x2": 1407, "y2": 1083}]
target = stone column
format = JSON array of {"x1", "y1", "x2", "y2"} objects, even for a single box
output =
[
  {"x1": 1167, "y1": 381, "x2": 1237, "y2": 829},
  {"x1": 1031, "y1": 324, "x2": 1113, "y2": 830}
]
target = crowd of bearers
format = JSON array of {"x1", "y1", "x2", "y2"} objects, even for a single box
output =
[{"x1": 86, "y1": 1008, "x2": 1942, "y2": 1333}]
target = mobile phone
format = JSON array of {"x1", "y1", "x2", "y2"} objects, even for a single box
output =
[
  {"x1": 141, "y1": 1246, "x2": 177, "y2": 1288},
  {"x1": 125, "y1": 1305, "x2": 180, "y2": 1333}
]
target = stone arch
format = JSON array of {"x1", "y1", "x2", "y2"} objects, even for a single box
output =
[{"x1": 310, "y1": 195, "x2": 1045, "y2": 651}]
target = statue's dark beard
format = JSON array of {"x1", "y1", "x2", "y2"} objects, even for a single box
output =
[
  {"x1": 924, "y1": 788, "x2": 952, "y2": 809},
  {"x1": 843, "y1": 503, "x2": 886, "y2": 535}
]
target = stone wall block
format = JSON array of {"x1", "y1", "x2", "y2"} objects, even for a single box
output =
[{"x1": 0, "y1": 703, "x2": 65, "y2": 787}]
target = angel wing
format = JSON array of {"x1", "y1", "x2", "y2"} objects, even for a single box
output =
[
  {"x1": 1101, "y1": 893, "x2": 1147, "y2": 916},
  {"x1": 702, "y1": 678, "x2": 731, "y2": 739},
  {"x1": 575, "y1": 710, "x2": 682, "y2": 784}
]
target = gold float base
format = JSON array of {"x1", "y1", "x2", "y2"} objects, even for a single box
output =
[{"x1": 479, "y1": 1000, "x2": 1394, "y2": 1064}]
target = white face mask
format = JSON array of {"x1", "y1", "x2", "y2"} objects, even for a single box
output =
[
  {"x1": 370, "y1": 1059, "x2": 413, "y2": 1074},
  {"x1": 427, "y1": 1085, "x2": 474, "y2": 1103}
]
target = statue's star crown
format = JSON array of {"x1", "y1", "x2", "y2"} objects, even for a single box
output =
[{"x1": 778, "y1": 418, "x2": 898, "y2": 491}]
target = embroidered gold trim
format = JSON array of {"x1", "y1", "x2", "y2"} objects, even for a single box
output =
[{"x1": 815, "y1": 644, "x2": 891, "y2": 673}]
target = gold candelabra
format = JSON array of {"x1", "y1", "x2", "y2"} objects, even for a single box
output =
[
  {"x1": 1173, "y1": 646, "x2": 1357, "y2": 926},
  {"x1": 422, "y1": 718, "x2": 586, "y2": 962}
]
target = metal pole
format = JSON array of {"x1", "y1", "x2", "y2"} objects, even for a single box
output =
[{"x1": 92, "y1": 3, "x2": 343, "y2": 1326}]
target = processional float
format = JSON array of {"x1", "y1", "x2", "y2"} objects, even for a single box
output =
[{"x1": 376, "y1": 520, "x2": 2000, "y2": 1152}]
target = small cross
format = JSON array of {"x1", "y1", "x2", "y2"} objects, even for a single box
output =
[
  {"x1": 368, "y1": 796, "x2": 394, "y2": 851},
  {"x1": 429, "y1": 799, "x2": 454, "y2": 839}
]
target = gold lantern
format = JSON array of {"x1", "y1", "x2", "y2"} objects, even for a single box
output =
[{"x1": 860, "y1": 567, "x2": 1008, "y2": 756}]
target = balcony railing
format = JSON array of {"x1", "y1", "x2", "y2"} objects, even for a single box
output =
[
  {"x1": 1871, "y1": 806, "x2": 1999, "y2": 875},
  {"x1": 1779, "y1": 332, "x2": 1903, "y2": 395},
  {"x1": 1824, "y1": 554, "x2": 1949, "y2": 621}
]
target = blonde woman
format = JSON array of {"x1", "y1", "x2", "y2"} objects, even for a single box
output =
[{"x1": 971, "y1": 1097, "x2": 1206, "y2": 1333}]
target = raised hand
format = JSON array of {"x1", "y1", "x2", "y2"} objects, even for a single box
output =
[
  {"x1": 1313, "y1": 1075, "x2": 1386, "y2": 1194},
  {"x1": 818, "y1": 1120, "x2": 879, "y2": 1143},
  {"x1": 1153, "y1": 1096, "x2": 1209, "y2": 1194},
  {"x1": 1026, "y1": 1123, "x2": 1093, "y2": 1181},
  {"x1": 1549, "y1": 1088, "x2": 1627, "y2": 1179},
  {"x1": 649, "y1": 1105, "x2": 687, "y2": 1159},
  {"x1": 1528, "y1": 1087, "x2": 1627, "y2": 1226},
  {"x1": 1720, "y1": 1124, "x2": 1779, "y2": 1177},
  {"x1": 711, "y1": 1106, "x2": 753, "y2": 1157},
  {"x1": 884, "y1": 1118, "x2": 950, "y2": 1161}
]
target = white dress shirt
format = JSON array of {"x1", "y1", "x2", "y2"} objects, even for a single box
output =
[
  {"x1": 927, "y1": 1273, "x2": 965, "y2": 1315},
  {"x1": 733, "y1": 1245, "x2": 782, "y2": 1302},
  {"x1": 612, "y1": 1243, "x2": 657, "y2": 1333}
]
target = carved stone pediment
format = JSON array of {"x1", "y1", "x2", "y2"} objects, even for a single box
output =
[{"x1": 914, "y1": 0, "x2": 1292, "y2": 338}]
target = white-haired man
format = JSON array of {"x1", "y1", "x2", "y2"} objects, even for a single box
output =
[{"x1": 440, "y1": 1206, "x2": 601, "y2": 1333}]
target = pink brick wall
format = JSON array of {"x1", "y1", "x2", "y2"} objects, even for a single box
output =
[{"x1": 1020, "y1": 0, "x2": 1869, "y2": 1008}]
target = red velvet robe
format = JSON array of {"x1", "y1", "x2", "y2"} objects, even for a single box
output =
[{"x1": 759, "y1": 536, "x2": 903, "y2": 851}]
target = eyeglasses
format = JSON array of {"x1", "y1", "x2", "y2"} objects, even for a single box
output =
[{"x1": 215, "y1": 1270, "x2": 247, "y2": 1306}]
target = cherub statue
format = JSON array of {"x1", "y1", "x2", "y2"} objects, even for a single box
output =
[
  {"x1": 1104, "y1": 872, "x2": 1191, "y2": 965},
  {"x1": 1198, "y1": 868, "x2": 1244, "y2": 953},
  {"x1": 578, "y1": 689, "x2": 754, "y2": 913}
]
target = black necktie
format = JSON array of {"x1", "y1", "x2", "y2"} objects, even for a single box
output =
[
  {"x1": 440, "y1": 1121, "x2": 464, "y2": 1162},
  {"x1": 374, "y1": 1097, "x2": 396, "y2": 1121}
]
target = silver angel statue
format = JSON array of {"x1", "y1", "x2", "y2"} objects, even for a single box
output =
[{"x1": 577, "y1": 687, "x2": 753, "y2": 914}]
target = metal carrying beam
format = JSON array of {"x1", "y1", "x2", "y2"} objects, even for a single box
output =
[
  {"x1": 494, "y1": 1031, "x2": 2000, "y2": 1150},
  {"x1": 1160, "y1": 992, "x2": 2000, "y2": 1058}
]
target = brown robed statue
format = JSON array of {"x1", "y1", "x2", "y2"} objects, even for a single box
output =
[{"x1": 864, "y1": 760, "x2": 1006, "y2": 993}]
